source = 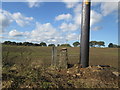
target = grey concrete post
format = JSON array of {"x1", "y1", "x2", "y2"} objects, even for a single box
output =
[
  {"x1": 51, "y1": 46, "x2": 57, "y2": 66},
  {"x1": 59, "y1": 48, "x2": 68, "y2": 69}
]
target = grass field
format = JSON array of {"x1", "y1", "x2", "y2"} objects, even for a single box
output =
[
  {"x1": 2, "y1": 45, "x2": 119, "y2": 88},
  {"x1": 2, "y1": 45, "x2": 118, "y2": 69}
]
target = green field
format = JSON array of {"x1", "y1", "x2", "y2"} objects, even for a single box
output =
[
  {"x1": 2, "y1": 45, "x2": 118, "y2": 68},
  {"x1": 2, "y1": 45, "x2": 119, "y2": 88}
]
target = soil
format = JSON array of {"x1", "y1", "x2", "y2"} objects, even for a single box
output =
[
  {"x1": 40, "y1": 64, "x2": 119, "y2": 88},
  {"x1": 2, "y1": 64, "x2": 119, "y2": 88}
]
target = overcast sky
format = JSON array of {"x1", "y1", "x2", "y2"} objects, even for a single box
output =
[{"x1": 0, "y1": 1, "x2": 118, "y2": 46}]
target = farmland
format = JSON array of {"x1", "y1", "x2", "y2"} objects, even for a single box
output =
[
  {"x1": 2, "y1": 45, "x2": 119, "y2": 88},
  {"x1": 2, "y1": 45, "x2": 118, "y2": 68}
]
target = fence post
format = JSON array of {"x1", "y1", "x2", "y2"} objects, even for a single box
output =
[
  {"x1": 51, "y1": 46, "x2": 57, "y2": 66},
  {"x1": 59, "y1": 48, "x2": 68, "y2": 69}
]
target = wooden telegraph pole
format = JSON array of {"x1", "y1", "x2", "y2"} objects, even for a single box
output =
[{"x1": 80, "y1": 0, "x2": 91, "y2": 68}]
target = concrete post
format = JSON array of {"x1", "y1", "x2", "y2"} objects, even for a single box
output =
[
  {"x1": 51, "y1": 46, "x2": 57, "y2": 66},
  {"x1": 59, "y1": 48, "x2": 68, "y2": 69}
]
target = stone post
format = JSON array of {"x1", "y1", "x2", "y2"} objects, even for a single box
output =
[{"x1": 59, "y1": 48, "x2": 68, "y2": 69}]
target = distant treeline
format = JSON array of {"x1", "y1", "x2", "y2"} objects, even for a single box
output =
[{"x1": 1, "y1": 41, "x2": 120, "y2": 48}]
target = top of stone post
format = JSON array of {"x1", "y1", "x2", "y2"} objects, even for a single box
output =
[{"x1": 61, "y1": 48, "x2": 67, "y2": 50}]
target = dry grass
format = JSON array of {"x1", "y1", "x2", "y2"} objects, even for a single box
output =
[
  {"x1": 2, "y1": 45, "x2": 118, "y2": 69},
  {"x1": 2, "y1": 45, "x2": 119, "y2": 88},
  {"x1": 89, "y1": 48, "x2": 118, "y2": 69}
]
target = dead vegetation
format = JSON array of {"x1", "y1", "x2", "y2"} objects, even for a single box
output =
[
  {"x1": 2, "y1": 45, "x2": 119, "y2": 88},
  {"x1": 2, "y1": 64, "x2": 119, "y2": 88}
]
